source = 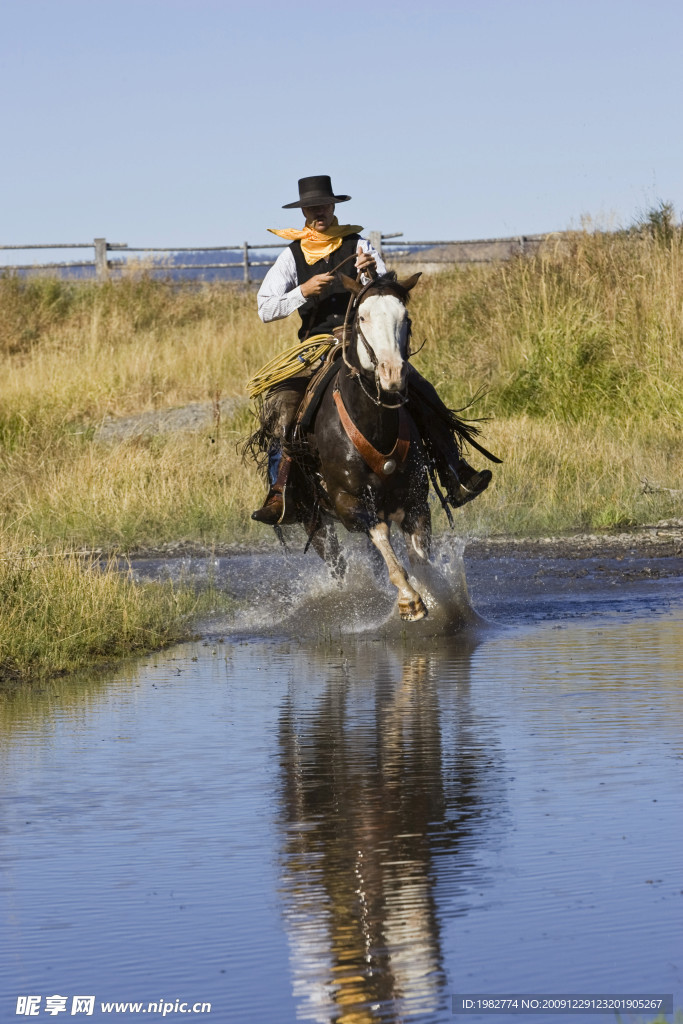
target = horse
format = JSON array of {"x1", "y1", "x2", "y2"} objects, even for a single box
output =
[{"x1": 289, "y1": 271, "x2": 433, "y2": 621}]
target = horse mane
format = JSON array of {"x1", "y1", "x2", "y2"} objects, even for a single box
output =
[{"x1": 360, "y1": 271, "x2": 412, "y2": 304}]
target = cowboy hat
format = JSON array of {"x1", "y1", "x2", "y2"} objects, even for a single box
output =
[{"x1": 282, "y1": 175, "x2": 351, "y2": 209}]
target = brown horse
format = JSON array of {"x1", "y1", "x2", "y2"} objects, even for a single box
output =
[{"x1": 292, "y1": 272, "x2": 433, "y2": 621}]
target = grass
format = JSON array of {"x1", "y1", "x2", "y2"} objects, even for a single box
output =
[
  {"x1": 0, "y1": 547, "x2": 226, "y2": 686},
  {"x1": 1, "y1": 222, "x2": 681, "y2": 678},
  {"x1": 411, "y1": 227, "x2": 683, "y2": 421},
  {"x1": 408, "y1": 225, "x2": 683, "y2": 531}
]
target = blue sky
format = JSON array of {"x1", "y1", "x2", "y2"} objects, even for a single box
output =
[{"x1": 2, "y1": 0, "x2": 681, "y2": 249}]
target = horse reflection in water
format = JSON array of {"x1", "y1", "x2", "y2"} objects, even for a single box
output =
[{"x1": 276, "y1": 641, "x2": 506, "y2": 1023}]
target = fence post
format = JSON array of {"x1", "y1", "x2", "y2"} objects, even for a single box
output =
[
  {"x1": 94, "y1": 238, "x2": 109, "y2": 281},
  {"x1": 369, "y1": 231, "x2": 383, "y2": 259},
  {"x1": 243, "y1": 242, "x2": 250, "y2": 285}
]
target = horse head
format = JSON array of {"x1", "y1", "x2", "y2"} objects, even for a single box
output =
[{"x1": 340, "y1": 272, "x2": 422, "y2": 394}]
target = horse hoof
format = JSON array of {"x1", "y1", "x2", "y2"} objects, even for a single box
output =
[{"x1": 399, "y1": 597, "x2": 427, "y2": 622}]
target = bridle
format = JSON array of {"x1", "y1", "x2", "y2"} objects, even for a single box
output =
[{"x1": 339, "y1": 274, "x2": 416, "y2": 409}]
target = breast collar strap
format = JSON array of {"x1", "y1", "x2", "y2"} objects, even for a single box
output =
[{"x1": 333, "y1": 386, "x2": 410, "y2": 480}]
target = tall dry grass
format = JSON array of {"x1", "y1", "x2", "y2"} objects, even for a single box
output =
[
  {"x1": 406, "y1": 228, "x2": 683, "y2": 531},
  {"x1": 0, "y1": 228, "x2": 682, "y2": 678},
  {"x1": 409, "y1": 228, "x2": 683, "y2": 422},
  {"x1": 2, "y1": 229, "x2": 682, "y2": 550},
  {"x1": 0, "y1": 275, "x2": 282, "y2": 423},
  {"x1": 2, "y1": 230, "x2": 682, "y2": 541}
]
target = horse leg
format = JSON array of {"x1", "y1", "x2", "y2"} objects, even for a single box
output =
[
  {"x1": 308, "y1": 520, "x2": 347, "y2": 582},
  {"x1": 365, "y1": 535, "x2": 387, "y2": 579},
  {"x1": 401, "y1": 508, "x2": 432, "y2": 567},
  {"x1": 368, "y1": 521, "x2": 427, "y2": 622}
]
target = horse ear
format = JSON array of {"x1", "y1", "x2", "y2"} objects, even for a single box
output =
[
  {"x1": 340, "y1": 273, "x2": 362, "y2": 295},
  {"x1": 397, "y1": 272, "x2": 422, "y2": 293}
]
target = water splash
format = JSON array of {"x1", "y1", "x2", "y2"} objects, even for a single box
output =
[
  {"x1": 129, "y1": 530, "x2": 486, "y2": 640},
  {"x1": 224, "y1": 533, "x2": 485, "y2": 639}
]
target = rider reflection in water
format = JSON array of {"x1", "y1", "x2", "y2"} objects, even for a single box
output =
[
  {"x1": 276, "y1": 643, "x2": 500, "y2": 1022},
  {"x1": 252, "y1": 174, "x2": 494, "y2": 526}
]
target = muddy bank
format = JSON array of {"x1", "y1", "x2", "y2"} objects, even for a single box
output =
[
  {"x1": 464, "y1": 518, "x2": 683, "y2": 560},
  {"x1": 119, "y1": 519, "x2": 683, "y2": 564}
]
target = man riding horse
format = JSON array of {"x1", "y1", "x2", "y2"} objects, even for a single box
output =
[{"x1": 252, "y1": 174, "x2": 494, "y2": 526}]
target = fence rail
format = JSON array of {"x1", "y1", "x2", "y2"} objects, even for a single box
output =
[{"x1": 0, "y1": 232, "x2": 552, "y2": 282}]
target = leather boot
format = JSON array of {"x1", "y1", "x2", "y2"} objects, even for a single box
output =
[
  {"x1": 443, "y1": 459, "x2": 492, "y2": 508},
  {"x1": 406, "y1": 370, "x2": 494, "y2": 506},
  {"x1": 251, "y1": 455, "x2": 292, "y2": 525}
]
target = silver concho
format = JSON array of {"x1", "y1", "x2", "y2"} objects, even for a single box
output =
[{"x1": 382, "y1": 458, "x2": 397, "y2": 475}]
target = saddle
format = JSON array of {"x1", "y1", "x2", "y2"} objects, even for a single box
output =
[{"x1": 294, "y1": 331, "x2": 344, "y2": 434}]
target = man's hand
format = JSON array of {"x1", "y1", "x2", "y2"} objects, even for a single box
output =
[
  {"x1": 355, "y1": 250, "x2": 377, "y2": 275},
  {"x1": 300, "y1": 272, "x2": 335, "y2": 298}
]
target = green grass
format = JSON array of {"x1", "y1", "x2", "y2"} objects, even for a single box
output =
[
  {"x1": 410, "y1": 227, "x2": 683, "y2": 422},
  {"x1": 0, "y1": 550, "x2": 229, "y2": 685}
]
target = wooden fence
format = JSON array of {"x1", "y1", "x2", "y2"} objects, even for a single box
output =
[{"x1": 0, "y1": 231, "x2": 551, "y2": 282}]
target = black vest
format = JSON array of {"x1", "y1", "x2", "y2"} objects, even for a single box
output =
[{"x1": 290, "y1": 234, "x2": 361, "y2": 340}]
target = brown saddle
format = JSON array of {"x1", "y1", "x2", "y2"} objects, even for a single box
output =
[{"x1": 295, "y1": 336, "x2": 344, "y2": 434}]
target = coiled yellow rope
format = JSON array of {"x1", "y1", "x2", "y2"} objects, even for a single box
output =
[{"x1": 246, "y1": 333, "x2": 337, "y2": 399}]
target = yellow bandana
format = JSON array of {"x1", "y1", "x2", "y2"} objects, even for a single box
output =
[{"x1": 268, "y1": 217, "x2": 363, "y2": 265}]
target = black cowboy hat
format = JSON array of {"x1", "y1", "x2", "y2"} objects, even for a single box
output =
[{"x1": 282, "y1": 175, "x2": 351, "y2": 209}]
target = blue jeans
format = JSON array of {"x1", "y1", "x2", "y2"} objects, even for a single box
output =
[{"x1": 268, "y1": 443, "x2": 282, "y2": 486}]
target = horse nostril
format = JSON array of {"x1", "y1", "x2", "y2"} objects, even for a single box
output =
[{"x1": 378, "y1": 361, "x2": 406, "y2": 391}]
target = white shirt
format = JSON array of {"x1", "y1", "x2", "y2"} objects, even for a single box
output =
[{"x1": 257, "y1": 237, "x2": 387, "y2": 323}]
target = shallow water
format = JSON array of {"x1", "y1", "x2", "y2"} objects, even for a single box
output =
[{"x1": 1, "y1": 544, "x2": 682, "y2": 1023}]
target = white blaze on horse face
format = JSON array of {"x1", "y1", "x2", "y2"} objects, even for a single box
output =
[{"x1": 356, "y1": 294, "x2": 408, "y2": 392}]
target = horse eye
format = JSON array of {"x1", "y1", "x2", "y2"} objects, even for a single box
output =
[{"x1": 359, "y1": 315, "x2": 366, "y2": 323}]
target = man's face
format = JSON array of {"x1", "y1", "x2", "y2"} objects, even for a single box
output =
[{"x1": 302, "y1": 204, "x2": 335, "y2": 232}]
